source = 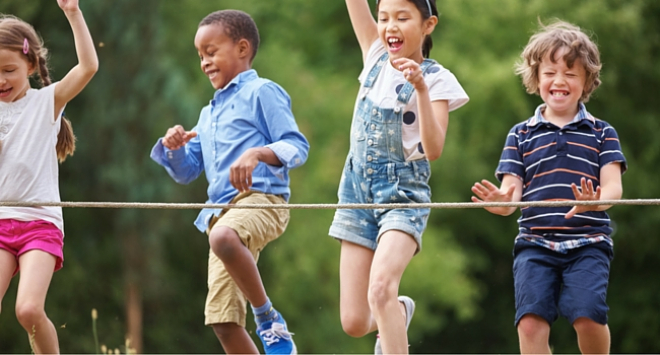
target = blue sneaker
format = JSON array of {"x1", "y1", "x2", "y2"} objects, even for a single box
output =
[
  {"x1": 374, "y1": 296, "x2": 415, "y2": 354},
  {"x1": 257, "y1": 310, "x2": 297, "y2": 354}
]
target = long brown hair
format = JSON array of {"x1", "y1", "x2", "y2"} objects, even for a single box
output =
[{"x1": 0, "y1": 14, "x2": 76, "y2": 162}]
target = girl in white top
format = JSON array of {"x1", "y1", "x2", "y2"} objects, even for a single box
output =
[
  {"x1": 0, "y1": 0, "x2": 97, "y2": 353},
  {"x1": 329, "y1": 0, "x2": 468, "y2": 353}
]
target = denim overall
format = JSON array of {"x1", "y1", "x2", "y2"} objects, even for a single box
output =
[{"x1": 329, "y1": 53, "x2": 436, "y2": 252}]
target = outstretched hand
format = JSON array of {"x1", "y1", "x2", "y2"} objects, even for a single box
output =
[
  {"x1": 57, "y1": 0, "x2": 81, "y2": 12},
  {"x1": 163, "y1": 125, "x2": 197, "y2": 150},
  {"x1": 565, "y1": 177, "x2": 601, "y2": 219},
  {"x1": 392, "y1": 58, "x2": 426, "y2": 90},
  {"x1": 471, "y1": 179, "x2": 517, "y2": 216},
  {"x1": 471, "y1": 179, "x2": 515, "y2": 203}
]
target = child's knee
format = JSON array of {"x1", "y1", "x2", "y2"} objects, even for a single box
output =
[
  {"x1": 340, "y1": 311, "x2": 372, "y2": 337},
  {"x1": 367, "y1": 278, "x2": 397, "y2": 311},
  {"x1": 208, "y1": 227, "x2": 243, "y2": 260},
  {"x1": 15, "y1": 302, "x2": 46, "y2": 330},
  {"x1": 573, "y1": 317, "x2": 607, "y2": 335},
  {"x1": 517, "y1": 314, "x2": 550, "y2": 340}
]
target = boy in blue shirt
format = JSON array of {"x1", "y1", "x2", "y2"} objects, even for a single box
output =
[
  {"x1": 151, "y1": 10, "x2": 308, "y2": 355},
  {"x1": 471, "y1": 21, "x2": 626, "y2": 354}
]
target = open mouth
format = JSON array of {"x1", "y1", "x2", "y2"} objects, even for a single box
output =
[
  {"x1": 0, "y1": 87, "x2": 12, "y2": 98},
  {"x1": 387, "y1": 37, "x2": 403, "y2": 51},
  {"x1": 550, "y1": 90, "x2": 569, "y2": 97},
  {"x1": 206, "y1": 70, "x2": 219, "y2": 80}
]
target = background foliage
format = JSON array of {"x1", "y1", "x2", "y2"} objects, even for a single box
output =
[{"x1": 1, "y1": 0, "x2": 659, "y2": 353}]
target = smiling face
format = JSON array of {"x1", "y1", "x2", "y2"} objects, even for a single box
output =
[
  {"x1": 377, "y1": 0, "x2": 436, "y2": 64},
  {"x1": 0, "y1": 48, "x2": 33, "y2": 103},
  {"x1": 194, "y1": 23, "x2": 251, "y2": 90},
  {"x1": 538, "y1": 47, "x2": 587, "y2": 123}
]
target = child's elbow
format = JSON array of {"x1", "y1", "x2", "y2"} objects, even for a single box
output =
[{"x1": 425, "y1": 146, "x2": 443, "y2": 162}]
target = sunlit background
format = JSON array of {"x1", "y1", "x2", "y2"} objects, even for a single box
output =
[{"x1": 1, "y1": 0, "x2": 659, "y2": 353}]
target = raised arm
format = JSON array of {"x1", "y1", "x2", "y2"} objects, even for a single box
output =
[
  {"x1": 54, "y1": 0, "x2": 99, "y2": 117},
  {"x1": 345, "y1": 0, "x2": 379, "y2": 62}
]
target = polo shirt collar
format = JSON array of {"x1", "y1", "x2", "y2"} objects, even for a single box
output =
[{"x1": 526, "y1": 103, "x2": 595, "y2": 131}]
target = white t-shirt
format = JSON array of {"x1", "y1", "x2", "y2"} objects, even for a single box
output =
[
  {"x1": 0, "y1": 84, "x2": 65, "y2": 232},
  {"x1": 356, "y1": 41, "x2": 469, "y2": 161}
]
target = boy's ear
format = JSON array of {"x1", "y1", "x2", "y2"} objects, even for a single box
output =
[{"x1": 237, "y1": 38, "x2": 251, "y2": 59}]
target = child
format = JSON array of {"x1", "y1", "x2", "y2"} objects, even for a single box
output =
[
  {"x1": 329, "y1": 0, "x2": 468, "y2": 353},
  {"x1": 471, "y1": 20, "x2": 626, "y2": 354},
  {"x1": 0, "y1": 0, "x2": 98, "y2": 353},
  {"x1": 150, "y1": 9, "x2": 308, "y2": 355}
]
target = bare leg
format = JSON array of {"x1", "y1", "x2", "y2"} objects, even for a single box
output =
[
  {"x1": 15, "y1": 250, "x2": 59, "y2": 354},
  {"x1": 573, "y1": 317, "x2": 610, "y2": 354},
  {"x1": 212, "y1": 323, "x2": 260, "y2": 354},
  {"x1": 209, "y1": 226, "x2": 267, "y2": 308},
  {"x1": 517, "y1": 314, "x2": 551, "y2": 354},
  {"x1": 369, "y1": 230, "x2": 416, "y2": 354},
  {"x1": 0, "y1": 249, "x2": 17, "y2": 314},
  {"x1": 338, "y1": 241, "x2": 378, "y2": 337}
]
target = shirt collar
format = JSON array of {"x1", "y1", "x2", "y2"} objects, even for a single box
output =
[
  {"x1": 526, "y1": 102, "x2": 595, "y2": 129},
  {"x1": 212, "y1": 69, "x2": 257, "y2": 102}
]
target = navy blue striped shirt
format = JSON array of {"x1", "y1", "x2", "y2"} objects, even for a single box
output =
[{"x1": 496, "y1": 103, "x2": 627, "y2": 253}]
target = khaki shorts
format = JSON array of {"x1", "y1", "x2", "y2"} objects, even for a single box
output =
[{"x1": 204, "y1": 191, "x2": 289, "y2": 327}]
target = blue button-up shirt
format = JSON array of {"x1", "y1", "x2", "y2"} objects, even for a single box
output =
[{"x1": 151, "y1": 70, "x2": 309, "y2": 232}]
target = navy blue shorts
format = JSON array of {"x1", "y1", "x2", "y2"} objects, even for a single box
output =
[{"x1": 513, "y1": 240, "x2": 613, "y2": 326}]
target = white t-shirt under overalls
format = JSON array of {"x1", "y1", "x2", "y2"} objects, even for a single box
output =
[{"x1": 356, "y1": 40, "x2": 469, "y2": 161}]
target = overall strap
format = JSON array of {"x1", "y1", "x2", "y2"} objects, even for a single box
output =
[
  {"x1": 396, "y1": 58, "x2": 437, "y2": 105},
  {"x1": 362, "y1": 52, "x2": 390, "y2": 89}
]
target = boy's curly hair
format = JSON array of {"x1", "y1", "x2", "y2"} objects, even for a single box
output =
[
  {"x1": 199, "y1": 10, "x2": 260, "y2": 63},
  {"x1": 515, "y1": 20, "x2": 602, "y2": 102}
]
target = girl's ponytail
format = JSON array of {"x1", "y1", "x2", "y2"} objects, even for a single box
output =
[{"x1": 37, "y1": 54, "x2": 76, "y2": 162}]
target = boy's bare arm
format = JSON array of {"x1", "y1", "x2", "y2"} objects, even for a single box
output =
[
  {"x1": 471, "y1": 175, "x2": 523, "y2": 216},
  {"x1": 565, "y1": 163, "x2": 623, "y2": 219}
]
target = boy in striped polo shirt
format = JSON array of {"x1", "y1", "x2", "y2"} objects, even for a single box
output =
[{"x1": 471, "y1": 20, "x2": 626, "y2": 354}]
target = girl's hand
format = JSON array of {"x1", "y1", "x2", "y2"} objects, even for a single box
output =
[
  {"x1": 163, "y1": 125, "x2": 197, "y2": 150},
  {"x1": 392, "y1": 58, "x2": 427, "y2": 90},
  {"x1": 57, "y1": 0, "x2": 81, "y2": 13},
  {"x1": 565, "y1": 178, "x2": 602, "y2": 219}
]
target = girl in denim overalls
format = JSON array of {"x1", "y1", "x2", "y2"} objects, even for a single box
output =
[{"x1": 329, "y1": 0, "x2": 468, "y2": 353}]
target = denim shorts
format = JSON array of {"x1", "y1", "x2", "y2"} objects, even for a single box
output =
[
  {"x1": 513, "y1": 240, "x2": 613, "y2": 326},
  {"x1": 329, "y1": 157, "x2": 431, "y2": 253}
]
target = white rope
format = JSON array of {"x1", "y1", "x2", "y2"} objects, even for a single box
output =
[{"x1": 0, "y1": 199, "x2": 659, "y2": 210}]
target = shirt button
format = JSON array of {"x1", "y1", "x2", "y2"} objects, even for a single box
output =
[
  {"x1": 368, "y1": 139, "x2": 373, "y2": 146},
  {"x1": 367, "y1": 155, "x2": 373, "y2": 161},
  {"x1": 559, "y1": 132, "x2": 563, "y2": 135},
  {"x1": 367, "y1": 168, "x2": 374, "y2": 174},
  {"x1": 394, "y1": 107, "x2": 401, "y2": 113}
]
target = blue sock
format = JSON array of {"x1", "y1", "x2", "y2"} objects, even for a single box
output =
[{"x1": 252, "y1": 298, "x2": 276, "y2": 325}]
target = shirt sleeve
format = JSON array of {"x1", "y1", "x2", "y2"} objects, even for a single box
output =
[
  {"x1": 427, "y1": 67, "x2": 469, "y2": 112},
  {"x1": 150, "y1": 129, "x2": 205, "y2": 184},
  {"x1": 599, "y1": 123, "x2": 627, "y2": 174},
  {"x1": 495, "y1": 125, "x2": 525, "y2": 181},
  {"x1": 257, "y1": 82, "x2": 310, "y2": 180}
]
